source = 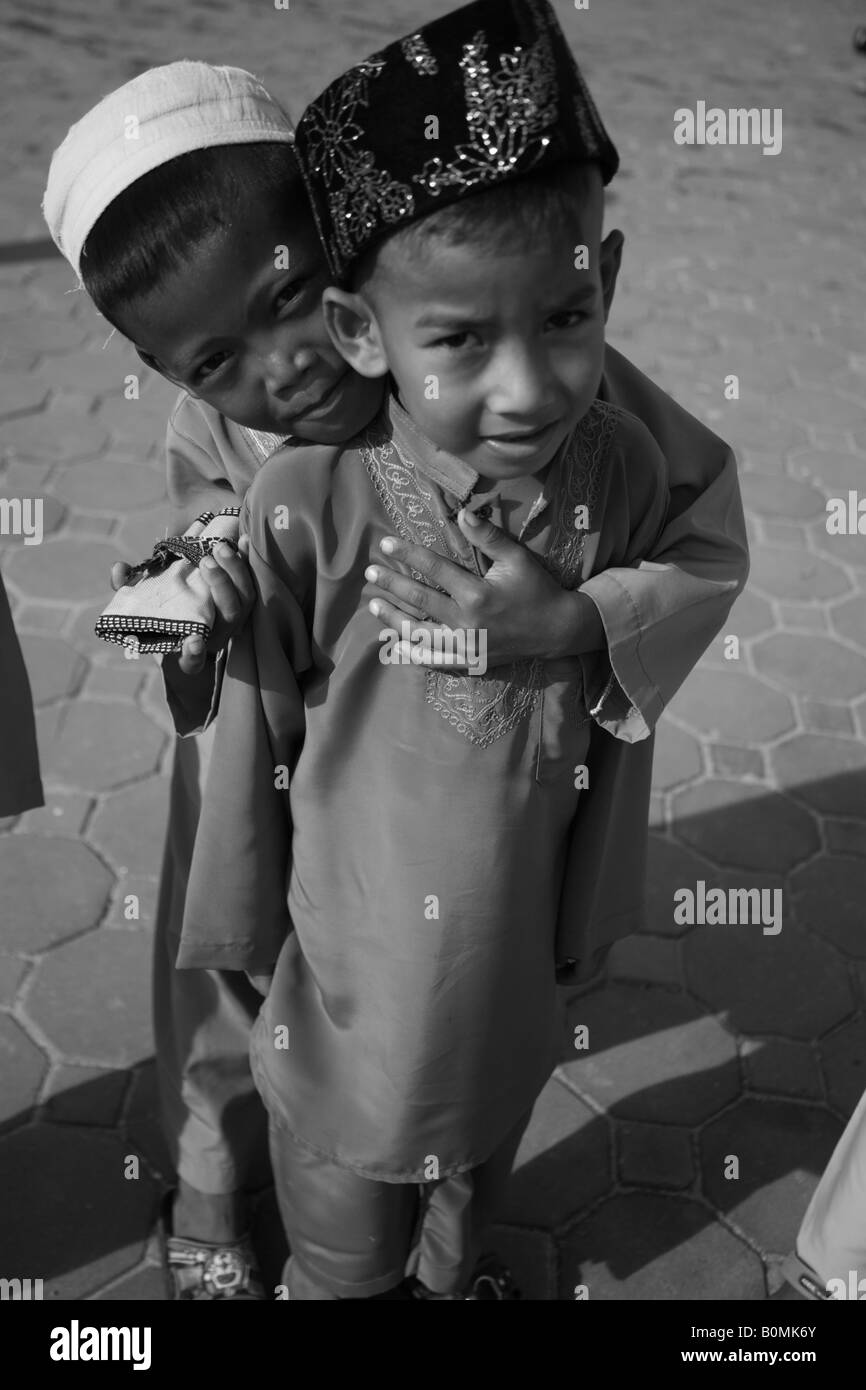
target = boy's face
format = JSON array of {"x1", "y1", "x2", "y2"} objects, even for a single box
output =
[
  {"x1": 325, "y1": 176, "x2": 616, "y2": 481},
  {"x1": 114, "y1": 201, "x2": 380, "y2": 439}
]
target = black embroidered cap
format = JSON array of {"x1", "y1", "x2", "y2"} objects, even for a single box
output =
[{"x1": 293, "y1": 0, "x2": 618, "y2": 281}]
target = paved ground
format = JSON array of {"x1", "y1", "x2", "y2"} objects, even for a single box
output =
[{"x1": 1, "y1": 0, "x2": 865, "y2": 1300}]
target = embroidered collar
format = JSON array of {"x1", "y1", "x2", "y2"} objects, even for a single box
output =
[{"x1": 387, "y1": 395, "x2": 478, "y2": 504}]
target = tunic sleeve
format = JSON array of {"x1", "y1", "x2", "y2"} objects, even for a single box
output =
[
  {"x1": 159, "y1": 394, "x2": 243, "y2": 738},
  {"x1": 581, "y1": 347, "x2": 750, "y2": 743},
  {"x1": 176, "y1": 510, "x2": 310, "y2": 972}
]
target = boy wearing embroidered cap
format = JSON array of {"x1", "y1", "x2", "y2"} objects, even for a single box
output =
[{"x1": 178, "y1": 0, "x2": 748, "y2": 1299}]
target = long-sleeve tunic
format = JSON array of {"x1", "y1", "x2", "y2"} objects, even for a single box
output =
[{"x1": 177, "y1": 393, "x2": 744, "y2": 1180}]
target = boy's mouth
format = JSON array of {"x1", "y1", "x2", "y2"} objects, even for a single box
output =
[
  {"x1": 482, "y1": 419, "x2": 561, "y2": 459},
  {"x1": 285, "y1": 370, "x2": 349, "y2": 423}
]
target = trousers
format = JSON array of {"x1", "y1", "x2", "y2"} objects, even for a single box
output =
[
  {"x1": 264, "y1": 1101, "x2": 533, "y2": 1299},
  {"x1": 153, "y1": 726, "x2": 269, "y2": 1195}
]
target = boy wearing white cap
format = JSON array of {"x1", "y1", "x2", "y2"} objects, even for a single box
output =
[{"x1": 44, "y1": 21, "x2": 748, "y2": 1298}]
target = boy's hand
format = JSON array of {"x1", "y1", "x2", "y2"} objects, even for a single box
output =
[
  {"x1": 365, "y1": 509, "x2": 603, "y2": 668},
  {"x1": 109, "y1": 536, "x2": 255, "y2": 675}
]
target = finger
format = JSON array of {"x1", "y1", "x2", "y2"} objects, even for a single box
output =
[
  {"x1": 368, "y1": 597, "x2": 437, "y2": 631},
  {"x1": 208, "y1": 542, "x2": 256, "y2": 602},
  {"x1": 177, "y1": 634, "x2": 207, "y2": 675},
  {"x1": 237, "y1": 534, "x2": 250, "y2": 557},
  {"x1": 200, "y1": 558, "x2": 254, "y2": 624},
  {"x1": 365, "y1": 564, "x2": 457, "y2": 625},
  {"x1": 393, "y1": 639, "x2": 469, "y2": 670},
  {"x1": 457, "y1": 509, "x2": 517, "y2": 558},
  {"x1": 377, "y1": 535, "x2": 482, "y2": 607},
  {"x1": 110, "y1": 562, "x2": 132, "y2": 592}
]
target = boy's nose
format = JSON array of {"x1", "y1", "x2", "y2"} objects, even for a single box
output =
[
  {"x1": 488, "y1": 346, "x2": 554, "y2": 417},
  {"x1": 264, "y1": 346, "x2": 316, "y2": 397}
]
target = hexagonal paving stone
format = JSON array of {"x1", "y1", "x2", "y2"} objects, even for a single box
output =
[
  {"x1": 709, "y1": 744, "x2": 764, "y2": 780},
  {"x1": 5, "y1": 537, "x2": 124, "y2": 601},
  {"x1": 88, "y1": 779, "x2": 169, "y2": 877},
  {"x1": 0, "y1": 484, "x2": 66, "y2": 537},
  {"x1": 742, "y1": 1037, "x2": 823, "y2": 1101},
  {"x1": 669, "y1": 669, "x2": 794, "y2": 744},
  {"x1": 754, "y1": 632, "x2": 866, "y2": 703},
  {"x1": 673, "y1": 781, "x2": 818, "y2": 874},
  {"x1": 617, "y1": 1122, "x2": 694, "y2": 1190},
  {"x1": 607, "y1": 935, "x2": 682, "y2": 988},
  {"x1": 652, "y1": 718, "x2": 703, "y2": 791},
  {"x1": 820, "y1": 1017, "x2": 866, "y2": 1115},
  {"x1": 559, "y1": 1193, "x2": 764, "y2": 1299},
  {"x1": 18, "y1": 633, "x2": 87, "y2": 705},
  {"x1": 53, "y1": 456, "x2": 166, "y2": 512},
  {"x1": 26, "y1": 928, "x2": 153, "y2": 1068},
  {"x1": 39, "y1": 700, "x2": 165, "y2": 791},
  {"x1": 1, "y1": 410, "x2": 109, "y2": 460},
  {"x1": 645, "y1": 834, "x2": 716, "y2": 938},
  {"x1": 811, "y1": 518, "x2": 866, "y2": 571},
  {"x1": 684, "y1": 921, "x2": 852, "y2": 1039},
  {"x1": 770, "y1": 734, "x2": 866, "y2": 816},
  {"x1": 740, "y1": 473, "x2": 825, "y2": 521},
  {"x1": 748, "y1": 546, "x2": 850, "y2": 602},
  {"x1": 790, "y1": 856, "x2": 866, "y2": 958},
  {"x1": 0, "y1": 1013, "x2": 48, "y2": 1129},
  {"x1": 487, "y1": 1226, "x2": 556, "y2": 1300},
  {"x1": 792, "y1": 449, "x2": 866, "y2": 495},
  {"x1": 830, "y1": 593, "x2": 866, "y2": 652},
  {"x1": 700, "y1": 1098, "x2": 843, "y2": 1251},
  {"x1": 43, "y1": 1064, "x2": 130, "y2": 1126},
  {"x1": 123, "y1": 1060, "x2": 175, "y2": 1184},
  {"x1": 0, "y1": 955, "x2": 29, "y2": 1006},
  {"x1": 502, "y1": 1078, "x2": 610, "y2": 1228},
  {"x1": 560, "y1": 984, "x2": 739, "y2": 1125},
  {"x1": 0, "y1": 1124, "x2": 158, "y2": 1298},
  {"x1": 113, "y1": 505, "x2": 175, "y2": 563},
  {"x1": 0, "y1": 835, "x2": 113, "y2": 952},
  {"x1": 770, "y1": 387, "x2": 865, "y2": 431}
]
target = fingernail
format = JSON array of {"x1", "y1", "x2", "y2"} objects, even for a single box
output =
[
  {"x1": 201, "y1": 556, "x2": 218, "y2": 570},
  {"x1": 461, "y1": 508, "x2": 480, "y2": 527},
  {"x1": 380, "y1": 537, "x2": 396, "y2": 554},
  {"x1": 369, "y1": 600, "x2": 382, "y2": 618},
  {"x1": 215, "y1": 542, "x2": 233, "y2": 557},
  {"x1": 188, "y1": 637, "x2": 204, "y2": 652},
  {"x1": 365, "y1": 566, "x2": 379, "y2": 582}
]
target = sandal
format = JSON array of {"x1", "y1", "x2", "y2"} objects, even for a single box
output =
[{"x1": 157, "y1": 1190, "x2": 267, "y2": 1300}]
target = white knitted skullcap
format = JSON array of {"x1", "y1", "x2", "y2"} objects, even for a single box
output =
[{"x1": 43, "y1": 61, "x2": 295, "y2": 277}]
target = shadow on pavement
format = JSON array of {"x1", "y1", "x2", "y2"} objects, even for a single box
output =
[{"x1": 0, "y1": 770, "x2": 863, "y2": 1298}]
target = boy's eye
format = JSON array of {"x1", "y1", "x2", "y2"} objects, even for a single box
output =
[
  {"x1": 196, "y1": 350, "x2": 232, "y2": 382},
  {"x1": 274, "y1": 278, "x2": 307, "y2": 312},
  {"x1": 431, "y1": 331, "x2": 475, "y2": 350},
  {"x1": 547, "y1": 309, "x2": 589, "y2": 330}
]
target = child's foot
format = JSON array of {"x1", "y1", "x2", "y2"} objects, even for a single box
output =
[{"x1": 158, "y1": 1187, "x2": 266, "y2": 1300}]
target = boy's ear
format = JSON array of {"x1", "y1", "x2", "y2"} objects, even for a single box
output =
[
  {"x1": 322, "y1": 287, "x2": 389, "y2": 378},
  {"x1": 599, "y1": 229, "x2": 624, "y2": 325}
]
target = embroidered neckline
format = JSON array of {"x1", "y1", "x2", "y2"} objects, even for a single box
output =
[{"x1": 362, "y1": 400, "x2": 620, "y2": 748}]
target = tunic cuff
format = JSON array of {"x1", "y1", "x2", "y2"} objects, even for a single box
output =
[{"x1": 578, "y1": 571, "x2": 663, "y2": 743}]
